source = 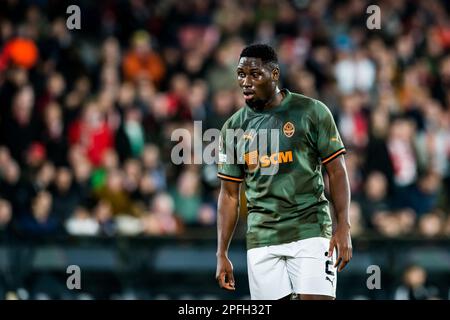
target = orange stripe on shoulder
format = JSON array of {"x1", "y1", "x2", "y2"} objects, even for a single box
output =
[
  {"x1": 217, "y1": 173, "x2": 244, "y2": 182},
  {"x1": 322, "y1": 148, "x2": 346, "y2": 164}
]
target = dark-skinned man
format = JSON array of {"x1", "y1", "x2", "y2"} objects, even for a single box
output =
[{"x1": 216, "y1": 44, "x2": 352, "y2": 300}]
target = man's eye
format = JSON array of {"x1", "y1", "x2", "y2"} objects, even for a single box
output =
[
  {"x1": 252, "y1": 72, "x2": 259, "y2": 77},
  {"x1": 238, "y1": 72, "x2": 245, "y2": 77}
]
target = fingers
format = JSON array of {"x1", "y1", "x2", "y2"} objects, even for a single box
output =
[
  {"x1": 334, "y1": 255, "x2": 341, "y2": 269},
  {"x1": 337, "y1": 257, "x2": 347, "y2": 272},
  {"x1": 327, "y1": 239, "x2": 335, "y2": 259},
  {"x1": 228, "y1": 272, "x2": 235, "y2": 289},
  {"x1": 335, "y1": 246, "x2": 352, "y2": 272},
  {"x1": 217, "y1": 272, "x2": 235, "y2": 291},
  {"x1": 217, "y1": 272, "x2": 226, "y2": 288},
  {"x1": 227, "y1": 269, "x2": 235, "y2": 285},
  {"x1": 342, "y1": 246, "x2": 353, "y2": 271}
]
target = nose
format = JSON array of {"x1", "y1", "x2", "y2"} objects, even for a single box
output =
[{"x1": 242, "y1": 75, "x2": 252, "y2": 88}]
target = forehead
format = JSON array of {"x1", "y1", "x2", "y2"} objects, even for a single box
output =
[{"x1": 237, "y1": 57, "x2": 265, "y2": 69}]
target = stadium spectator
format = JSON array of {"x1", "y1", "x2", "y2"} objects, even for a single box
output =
[
  {"x1": 93, "y1": 200, "x2": 116, "y2": 236},
  {"x1": 115, "y1": 107, "x2": 145, "y2": 160},
  {"x1": 141, "y1": 144, "x2": 166, "y2": 192},
  {"x1": 141, "y1": 192, "x2": 183, "y2": 235},
  {"x1": 122, "y1": 30, "x2": 165, "y2": 86},
  {"x1": 358, "y1": 171, "x2": 390, "y2": 231},
  {"x1": 123, "y1": 158, "x2": 143, "y2": 196},
  {"x1": 49, "y1": 167, "x2": 81, "y2": 222},
  {"x1": 91, "y1": 149, "x2": 120, "y2": 190},
  {"x1": 0, "y1": 160, "x2": 32, "y2": 214},
  {"x1": 31, "y1": 161, "x2": 55, "y2": 193},
  {"x1": 40, "y1": 102, "x2": 68, "y2": 166},
  {"x1": 387, "y1": 117, "x2": 419, "y2": 209},
  {"x1": 68, "y1": 102, "x2": 115, "y2": 167},
  {"x1": 36, "y1": 72, "x2": 66, "y2": 114},
  {"x1": 336, "y1": 93, "x2": 369, "y2": 150},
  {"x1": 1, "y1": 86, "x2": 38, "y2": 165},
  {"x1": 171, "y1": 169, "x2": 202, "y2": 225},
  {"x1": 0, "y1": 199, "x2": 12, "y2": 235},
  {"x1": 418, "y1": 210, "x2": 445, "y2": 238},
  {"x1": 348, "y1": 201, "x2": 364, "y2": 237},
  {"x1": 334, "y1": 48, "x2": 376, "y2": 94},
  {"x1": 65, "y1": 206, "x2": 99, "y2": 236},
  {"x1": 94, "y1": 169, "x2": 142, "y2": 217},
  {"x1": 16, "y1": 191, "x2": 60, "y2": 237},
  {"x1": 394, "y1": 265, "x2": 440, "y2": 300}
]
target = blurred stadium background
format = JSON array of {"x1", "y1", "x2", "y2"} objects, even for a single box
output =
[{"x1": 0, "y1": 0, "x2": 449, "y2": 300}]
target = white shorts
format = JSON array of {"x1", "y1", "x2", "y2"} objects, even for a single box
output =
[{"x1": 247, "y1": 237, "x2": 337, "y2": 300}]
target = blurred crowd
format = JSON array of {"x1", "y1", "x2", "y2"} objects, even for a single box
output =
[{"x1": 0, "y1": 0, "x2": 449, "y2": 240}]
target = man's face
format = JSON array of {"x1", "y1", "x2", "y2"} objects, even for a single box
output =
[{"x1": 237, "y1": 57, "x2": 278, "y2": 110}]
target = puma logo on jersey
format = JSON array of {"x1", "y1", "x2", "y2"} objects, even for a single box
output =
[
  {"x1": 331, "y1": 137, "x2": 340, "y2": 142},
  {"x1": 243, "y1": 133, "x2": 255, "y2": 141},
  {"x1": 244, "y1": 150, "x2": 293, "y2": 171},
  {"x1": 326, "y1": 276, "x2": 335, "y2": 287}
]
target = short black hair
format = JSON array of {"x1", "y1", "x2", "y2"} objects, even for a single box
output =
[{"x1": 240, "y1": 44, "x2": 278, "y2": 65}]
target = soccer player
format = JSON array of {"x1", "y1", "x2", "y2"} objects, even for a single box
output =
[{"x1": 215, "y1": 44, "x2": 352, "y2": 300}]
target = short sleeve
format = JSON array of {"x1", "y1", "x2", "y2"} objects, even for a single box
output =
[
  {"x1": 315, "y1": 101, "x2": 346, "y2": 164},
  {"x1": 217, "y1": 122, "x2": 245, "y2": 183}
]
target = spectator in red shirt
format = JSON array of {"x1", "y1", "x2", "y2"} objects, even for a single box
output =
[{"x1": 68, "y1": 102, "x2": 114, "y2": 167}]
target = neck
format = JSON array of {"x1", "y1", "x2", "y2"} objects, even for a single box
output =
[{"x1": 262, "y1": 88, "x2": 283, "y2": 111}]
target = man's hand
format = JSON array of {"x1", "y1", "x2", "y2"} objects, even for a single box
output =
[
  {"x1": 216, "y1": 255, "x2": 235, "y2": 291},
  {"x1": 328, "y1": 224, "x2": 352, "y2": 272}
]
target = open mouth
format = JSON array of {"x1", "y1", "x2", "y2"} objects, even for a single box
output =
[{"x1": 243, "y1": 91, "x2": 255, "y2": 100}]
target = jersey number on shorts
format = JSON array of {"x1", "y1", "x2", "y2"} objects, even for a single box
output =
[{"x1": 325, "y1": 260, "x2": 335, "y2": 276}]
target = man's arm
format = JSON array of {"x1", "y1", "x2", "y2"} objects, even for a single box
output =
[
  {"x1": 216, "y1": 179, "x2": 241, "y2": 290},
  {"x1": 324, "y1": 155, "x2": 353, "y2": 272}
]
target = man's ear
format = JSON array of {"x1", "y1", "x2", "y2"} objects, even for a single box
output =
[{"x1": 272, "y1": 67, "x2": 280, "y2": 81}]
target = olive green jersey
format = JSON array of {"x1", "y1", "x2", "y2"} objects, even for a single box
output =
[{"x1": 217, "y1": 89, "x2": 346, "y2": 250}]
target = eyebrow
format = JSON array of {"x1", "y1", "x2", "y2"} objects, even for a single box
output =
[{"x1": 236, "y1": 67, "x2": 261, "y2": 71}]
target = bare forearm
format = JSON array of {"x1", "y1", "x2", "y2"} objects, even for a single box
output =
[
  {"x1": 326, "y1": 156, "x2": 353, "y2": 271},
  {"x1": 217, "y1": 190, "x2": 240, "y2": 257},
  {"x1": 328, "y1": 162, "x2": 351, "y2": 228}
]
